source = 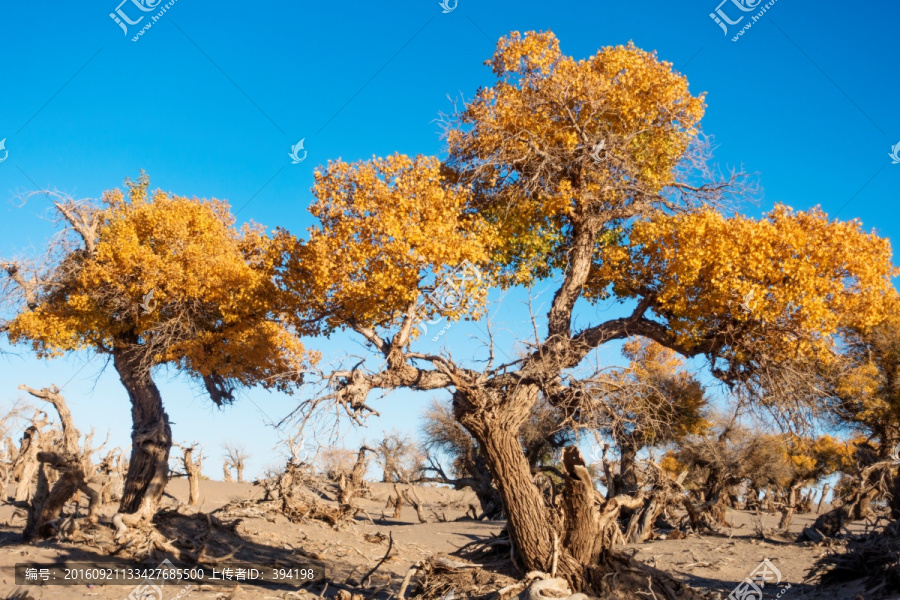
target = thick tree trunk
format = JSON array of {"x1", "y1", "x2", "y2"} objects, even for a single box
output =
[
  {"x1": 625, "y1": 495, "x2": 663, "y2": 543},
  {"x1": 13, "y1": 425, "x2": 43, "y2": 503},
  {"x1": 113, "y1": 348, "x2": 172, "y2": 522},
  {"x1": 455, "y1": 387, "x2": 557, "y2": 573},
  {"x1": 615, "y1": 439, "x2": 639, "y2": 497},
  {"x1": 778, "y1": 484, "x2": 800, "y2": 531}
]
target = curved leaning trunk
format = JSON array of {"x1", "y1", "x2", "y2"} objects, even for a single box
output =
[
  {"x1": 113, "y1": 348, "x2": 172, "y2": 521},
  {"x1": 451, "y1": 387, "x2": 708, "y2": 598},
  {"x1": 457, "y1": 390, "x2": 556, "y2": 572}
]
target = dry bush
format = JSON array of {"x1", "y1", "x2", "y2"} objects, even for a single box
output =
[
  {"x1": 374, "y1": 431, "x2": 425, "y2": 483},
  {"x1": 318, "y1": 446, "x2": 359, "y2": 481},
  {"x1": 222, "y1": 442, "x2": 250, "y2": 483}
]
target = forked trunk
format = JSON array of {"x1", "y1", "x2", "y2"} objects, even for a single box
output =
[
  {"x1": 778, "y1": 484, "x2": 800, "y2": 531},
  {"x1": 114, "y1": 347, "x2": 172, "y2": 521},
  {"x1": 453, "y1": 387, "x2": 707, "y2": 597}
]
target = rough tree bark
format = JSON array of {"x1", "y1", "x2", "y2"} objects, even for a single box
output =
[
  {"x1": 113, "y1": 347, "x2": 172, "y2": 525},
  {"x1": 778, "y1": 482, "x2": 804, "y2": 532},
  {"x1": 455, "y1": 386, "x2": 559, "y2": 573},
  {"x1": 18, "y1": 385, "x2": 100, "y2": 540},
  {"x1": 816, "y1": 483, "x2": 830, "y2": 514},
  {"x1": 13, "y1": 418, "x2": 47, "y2": 503},
  {"x1": 615, "y1": 438, "x2": 640, "y2": 497},
  {"x1": 182, "y1": 446, "x2": 202, "y2": 506}
]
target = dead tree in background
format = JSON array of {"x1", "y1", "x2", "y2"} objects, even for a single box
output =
[
  {"x1": 222, "y1": 442, "x2": 249, "y2": 483},
  {"x1": 18, "y1": 384, "x2": 101, "y2": 540},
  {"x1": 815, "y1": 483, "x2": 831, "y2": 514},
  {"x1": 373, "y1": 432, "x2": 424, "y2": 483},
  {"x1": 170, "y1": 444, "x2": 203, "y2": 506},
  {"x1": 12, "y1": 411, "x2": 49, "y2": 503},
  {"x1": 98, "y1": 448, "x2": 126, "y2": 505},
  {"x1": 338, "y1": 446, "x2": 374, "y2": 505},
  {"x1": 183, "y1": 446, "x2": 202, "y2": 505}
]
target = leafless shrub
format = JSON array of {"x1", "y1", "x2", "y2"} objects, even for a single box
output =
[
  {"x1": 373, "y1": 431, "x2": 425, "y2": 483},
  {"x1": 222, "y1": 442, "x2": 249, "y2": 483}
]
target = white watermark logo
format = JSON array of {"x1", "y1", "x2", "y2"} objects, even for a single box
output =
[
  {"x1": 740, "y1": 289, "x2": 757, "y2": 313},
  {"x1": 139, "y1": 289, "x2": 157, "y2": 314},
  {"x1": 0, "y1": 138, "x2": 7, "y2": 164},
  {"x1": 589, "y1": 139, "x2": 607, "y2": 164},
  {"x1": 110, "y1": 0, "x2": 179, "y2": 42},
  {"x1": 438, "y1": 0, "x2": 458, "y2": 13},
  {"x1": 289, "y1": 139, "x2": 307, "y2": 164},
  {"x1": 415, "y1": 260, "x2": 482, "y2": 342},
  {"x1": 889, "y1": 142, "x2": 900, "y2": 165},
  {"x1": 710, "y1": 0, "x2": 779, "y2": 42},
  {"x1": 728, "y1": 559, "x2": 790, "y2": 600}
]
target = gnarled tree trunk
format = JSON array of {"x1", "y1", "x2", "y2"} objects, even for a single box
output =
[
  {"x1": 452, "y1": 386, "x2": 696, "y2": 596},
  {"x1": 455, "y1": 386, "x2": 560, "y2": 574},
  {"x1": 13, "y1": 421, "x2": 46, "y2": 503},
  {"x1": 113, "y1": 347, "x2": 172, "y2": 524},
  {"x1": 19, "y1": 384, "x2": 101, "y2": 540},
  {"x1": 615, "y1": 438, "x2": 639, "y2": 497}
]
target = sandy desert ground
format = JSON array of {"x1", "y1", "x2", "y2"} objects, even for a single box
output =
[{"x1": 0, "y1": 479, "x2": 889, "y2": 600}]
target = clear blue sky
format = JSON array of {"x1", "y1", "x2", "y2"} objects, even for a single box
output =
[{"x1": 1, "y1": 0, "x2": 898, "y2": 478}]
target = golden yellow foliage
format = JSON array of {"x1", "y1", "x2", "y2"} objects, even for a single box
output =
[
  {"x1": 446, "y1": 30, "x2": 705, "y2": 286},
  {"x1": 832, "y1": 304, "x2": 900, "y2": 447},
  {"x1": 660, "y1": 451, "x2": 688, "y2": 477},
  {"x1": 772, "y1": 434, "x2": 857, "y2": 486},
  {"x1": 281, "y1": 154, "x2": 494, "y2": 332},
  {"x1": 7, "y1": 175, "x2": 315, "y2": 394},
  {"x1": 598, "y1": 338, "x2": 709, "y2": 449},
  {"x1": 593, "y1": 205, "x2": 898, "y2": 370}
]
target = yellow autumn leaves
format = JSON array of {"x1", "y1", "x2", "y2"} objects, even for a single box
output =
[
  {"x1": 280, "y1": 154, "x2": 494, "y2": 333},
  {"x1": 445, "y1": 32, "x2": 705, "y2": 286},
  {"x1": 592, "y1": 205, "x2": 898, "y2": 364},
  {"x1": 5, "y1": 30, "x2": 898, "y2": 396},
  {"x1": 8, "y1": 175, "x2": 316, "y2": 394}
]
